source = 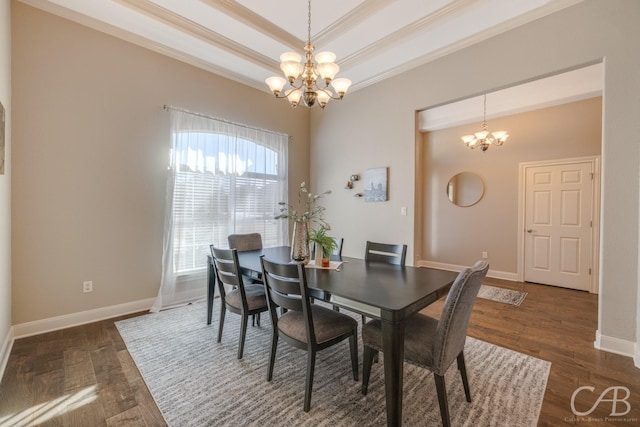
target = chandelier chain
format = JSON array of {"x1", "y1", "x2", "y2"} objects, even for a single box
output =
[{"x1": 307, "y1": 0, "x2": 312, "y2": 46}]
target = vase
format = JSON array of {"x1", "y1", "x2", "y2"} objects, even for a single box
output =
[
  {"x1": 290, "y1": 221, "x2": 310, "y2": 264},
  {"x1": 314, "y1": 242, "x2": 323, "y2": 265}
]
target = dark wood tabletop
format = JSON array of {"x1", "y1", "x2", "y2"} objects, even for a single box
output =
[{"x1": 208, "y1": 246, "x2": 459, "y2": 427}]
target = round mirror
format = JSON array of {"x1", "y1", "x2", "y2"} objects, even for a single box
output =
[{"x1": 446, "y1": 172, "x2": 484, "y2": 207}]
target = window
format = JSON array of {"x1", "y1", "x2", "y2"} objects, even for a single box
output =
[
  {"x1": 153, "y1": 109, "x2": 288, "y2": 311},
  {"x1": 172, "y1": 132, "x2": 287, "y2": 274}
]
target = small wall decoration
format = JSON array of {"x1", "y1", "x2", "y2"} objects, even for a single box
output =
[
  {"x1": 363, "y1": 167, "x2": 388, "y2": 202},
  {"x1": 0, "y1": 101, "x2": 4, "y2": 175},
  {"x1": 344, "y1": 174, "x2": 359, "y2": 189}
]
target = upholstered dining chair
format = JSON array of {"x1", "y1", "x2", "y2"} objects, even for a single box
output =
[
  {"x1": 227, "y1": 232, "x2": 263, "y2": 252},
  {"x1": 361, "y1": 260, "x2": 489, "y2": 427},
  {"x1": 260, "y1": 256, "x2": 359, "y2": 412},
  {"x1": 228, "y1": 232, "x2": 264, "y2": 284},
  {"x1": 210, "y1": 245, "x2": 269, "y2": 359}
]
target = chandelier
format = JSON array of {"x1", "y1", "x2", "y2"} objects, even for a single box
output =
[
  {"x1": 461, "y1": 94, "x2": 509, "y2": 151},
  {"x1": 265, "y1": 0, "x2": 351, "y2": 109}
]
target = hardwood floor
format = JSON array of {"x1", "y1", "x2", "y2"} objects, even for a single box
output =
[{"x1": 1, "y1": 279, "x2": 639, "y2": 426}]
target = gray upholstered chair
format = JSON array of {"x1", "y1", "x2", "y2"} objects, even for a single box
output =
[
  {"x1": 228, "y1": 232, "x2": 263, "y2": 284},
  {"x1": 361, "y1": 260, "x2": 489, "y2": 427},
  {"x1": 227, "y1": 233, "x2": 263, "y2": 252},
  {"x1": 210, "y1": 245, "x2": 268, "y2": 359},
  {"x1": 260, "y1": 256, "x2": 359, "y2": 412}
]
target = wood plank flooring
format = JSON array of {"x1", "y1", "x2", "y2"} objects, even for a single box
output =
[{"x1": 1, "y1": 278, "x2": 639, "y2": 426}]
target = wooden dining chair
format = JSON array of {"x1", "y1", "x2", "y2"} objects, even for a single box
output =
[
  {"x1": 364, "y1": 240, "x2": 407, "y2": 265},
  {"x1": 210, "y1": 245, "x2": 269, "y2": 359},
  {"x1": 358, "y1": 240, "x2": 408, "y2": 322},
  {"x1": 361, "y1": 260, "x2": 489, "y2": 427},
  {"x1": 311, "y1": 236, "x2": 344, "y2": 259},
  {"x1": 260, "y1": 256, "x2": 359, "y2": 412}
]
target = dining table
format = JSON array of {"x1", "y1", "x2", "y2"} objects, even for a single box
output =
[{"x1": 207, "y1": 246, "x2": 459, "y2": 427}]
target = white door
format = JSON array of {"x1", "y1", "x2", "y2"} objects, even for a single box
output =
[{"x1": 524, "y1": 161, "x2": 593, "y2": 291}]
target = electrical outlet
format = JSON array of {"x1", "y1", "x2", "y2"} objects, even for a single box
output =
[
  {"x1": 482, "y1": 252, "x2": 488, "y2": 259},
  {"x1": 83, "y1": 281, "x2": 93, "y2": 293},
  {"x1": 400, "y1": 207, "x2": 407, "y2": 216}
]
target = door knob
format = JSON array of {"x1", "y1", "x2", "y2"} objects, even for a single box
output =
[{"x1": 526, "y1": 228, "x2": 534, "y2": 233}]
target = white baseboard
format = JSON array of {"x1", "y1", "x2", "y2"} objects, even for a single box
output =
[
  {"x1": 12, "y1": 298, "x2": 156, "y2": 339},
  {"x1": 417, "y1": 260, "x2": 519, "y2": 282},
  {"x1": 0, "y1": 326, "x2": 14, "y2": 383},
  {"x1": 635, "y1": 342, "x2": 640, "y2": 369},
  {"x1": 594, "y1": 330, "x2": 637, "y2": 360}
]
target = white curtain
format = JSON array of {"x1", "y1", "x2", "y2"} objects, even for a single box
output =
[{"x1": 152, "y1": 109, "x2": 289, "y2": 311}]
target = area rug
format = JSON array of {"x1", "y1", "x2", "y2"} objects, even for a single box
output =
[
  {"x1": 115, "y1": 301, "x2": 549, "y2": 427},
  {"x1": 478, "y1": 284, "x2": 527, "y2": 306}
]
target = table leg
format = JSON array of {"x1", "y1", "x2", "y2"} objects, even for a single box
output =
[
  {"x1": 382, "y1": 318, "x2": 405, "y2": 426},
  {"x1": 207, "y1": 257, "x2": 215, "y2": 325}
]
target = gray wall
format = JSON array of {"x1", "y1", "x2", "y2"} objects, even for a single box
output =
[
  {"x1": 310, "y1": 0, "x2": 640, "y2": 350},
  {"x1": 423, "y1": 97, "x2": 602, "y2": 274},
  {"x1": 0, "y1": 0, "x2": 12, "y2": 367},
  {"x1": 10, "y1": 2, "x2": 309, "y2": 324}
]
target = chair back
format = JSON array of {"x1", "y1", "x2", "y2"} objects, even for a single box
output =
[
  {"x1": 210, "y1": 246, "x2": 246, "y2": 306},
  {"x1": 312, "y1": 237, "x2": 344, "y2": 259},
  {"x1": 365, "y1": 241, "x2": 407, "y2": 266},
  {"x1": 432, "y1": 260, "x2": 489, "y2": 375},
  {"x1": 332, "y1": 237, "x2": 344, "y2": 257},
  {"x1": 260, "y1": 256, "x2": 316, "y2": 343},
  {"x1": 228, "y1": 233, "x2": 263, "y2": 252}
]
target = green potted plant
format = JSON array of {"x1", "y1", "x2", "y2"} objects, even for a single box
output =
[
  {"x1": 308, "y1": 225, "x2": 338, "y2": 266},
  {"x1": 275, "y1": 182, "x2": 331, "y2": 263}
]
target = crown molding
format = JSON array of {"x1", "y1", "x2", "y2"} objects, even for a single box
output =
[
  {"x1": 313, "y1": 0, "x2": 392, "y2": 46},
  {"x1": 201, "y1": 0, "x2": 302, "y2": 50},
  {"x1": 116, "y1": 0, "x2": 279, "y2": 73}
]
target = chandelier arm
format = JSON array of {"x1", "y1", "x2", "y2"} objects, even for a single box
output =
[{"x1": 316, "y1": 87, "x2": 344, "y2": 100}]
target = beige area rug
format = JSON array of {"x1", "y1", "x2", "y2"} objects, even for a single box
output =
[
  {"x1": 478, "y1": 284, "x2": 527, "y2": 306},
  {"x1": 116, "y1": 301, "x2": 549, "y2": 427}
]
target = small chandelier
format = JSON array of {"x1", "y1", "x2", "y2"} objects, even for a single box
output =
[
  {"x1": 461, "y1": 94, "x2": 509, "y2": 151},
  {"x1": 265, "y1": 0, "x2": 351, "y2": 109}
]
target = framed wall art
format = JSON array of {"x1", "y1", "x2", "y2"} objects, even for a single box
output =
[
  {"x1": 0, "y1": 101, "x2": 5, "y2": 175},
  {"x1": 363, "y1": 167, "x2": 388, "y2": 202}
]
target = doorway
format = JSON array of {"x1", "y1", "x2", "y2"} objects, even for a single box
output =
[{"x1": 517, "y1": 157, "x2": 600, "y2": 292}]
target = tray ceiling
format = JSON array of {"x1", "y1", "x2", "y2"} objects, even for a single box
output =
[{"x1": 20, "y1": 0, "x2": 583, "y2": 93}]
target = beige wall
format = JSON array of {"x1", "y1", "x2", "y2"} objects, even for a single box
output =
[
  {"x1": 10, "y1": 2, "x2": 309, "y2": 324},
  {"x1": 311, "y1": 0, "x2": 640, "y2": 349},
  {"x1": 0, "y1": 0, "x2": 12, "y2": 361},
  {"x1": 422, "y1": 97, "x2": 602, "y2": 274}
]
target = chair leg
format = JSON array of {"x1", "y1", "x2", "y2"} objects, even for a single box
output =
[
  {"x1": 361, "y1": 314, "x2": 366, "y2": 324},
  {"x1": 361, "y1": 346, "x2": 376, "y2": 395},
  {"x1": 217, "y1": 304, "x2": 226, "y2": 343},
  {"x1": 267, "y1": 330, "x2": 278, "y2": 381},
  {"x1": 457, "y1": 351, "x2": 472, "y2": 402},
  {"x1": 349, "y1": 332, "x2": 358, "y2": 381},
  {"x1": 238, "y1": 314, "x2": 248, "y2": 359},
  {"x1": 256, "y1": 312, "x2": 261, "y2": 326},
  {"x1": 303, "y1": 350, "x2": 317, "y2": 412},
  {"x1": 434, "y1": 374, "x2": 451, "y2": 427},
  {"x1": 251, "y1": 314, "x2": 255, "y2": 327}
]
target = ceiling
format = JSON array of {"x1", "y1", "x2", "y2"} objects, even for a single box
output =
[{"x1": 21, "y1": 0, "x2": 584, "y2": 95}]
